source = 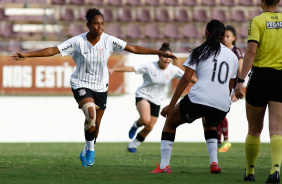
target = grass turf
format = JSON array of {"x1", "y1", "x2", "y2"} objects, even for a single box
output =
[{"x1": 0, "y1": 142, "x2": 272, "y2": 184}]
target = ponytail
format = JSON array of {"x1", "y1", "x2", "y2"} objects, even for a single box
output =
[{"x1": 189, "y1": 20, "x2": 225, "y2": 65}]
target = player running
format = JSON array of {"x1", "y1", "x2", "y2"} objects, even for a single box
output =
[
  {"x1": 109, "y1": 43, "x2": 196, "y2": 153},
  {"x1": 9, "y1": 8, "x2": 177, "y2": 167},
  {"x1": 151, "y1": 20, "x2": 238, "y2": 174}
]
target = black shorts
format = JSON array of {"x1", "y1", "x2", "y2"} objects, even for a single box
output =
[
  {"x1": 246, "y1": 67, "x2": 282, "y2": 107},
  {"x1": 136, "y1": 98, "x2": 160, "y2": 117},
  {"x1": 72, "y1": 88, "x2": 108, "y2": 110},
  {"x1": 179, "y1": 95, "x2": 228, "y2": 127}
]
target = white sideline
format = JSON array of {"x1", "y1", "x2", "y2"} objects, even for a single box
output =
[{"x1": 0, "y1": 95, "x2": 270, "y2": 143}]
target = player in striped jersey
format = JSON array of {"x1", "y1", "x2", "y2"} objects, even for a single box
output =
[
  {"x1": 109, "y1": 43, "x2": 197, "y2": 153},
  {"x1": 9, "y1": 8, "x2": 177, "y2": 167}
]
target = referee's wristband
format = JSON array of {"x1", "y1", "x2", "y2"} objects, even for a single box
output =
[{"x1": 237, "y1": 77, "x2": 245, "y2": 83}]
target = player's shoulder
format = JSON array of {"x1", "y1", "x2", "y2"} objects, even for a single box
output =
[
  {"x1": 232, "y1": 46, "x2": 242, "y2": 54},
  {"x1": 72, "y1": 32, "x2": 87, "y2": 41},
  {"x1": 220, "y1": 44, "x2": 237, "y2": 59}
]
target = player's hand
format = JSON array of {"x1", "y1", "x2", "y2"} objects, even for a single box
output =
[
  {"x1": 8, "y1": 51, "x2": 27, "y2": 62},
  {"x1": 160, "y1": 52, "x2": 177, "y2": 60},
  {"x1": 108, "y1": 68, "x2": 114, "y2": 75},
  {"x1": 235, "y1": 82, "x2": 244, "y2": 99},
  {"x1": 161, "y1": 105, "x2": 174, "y2": 118}
]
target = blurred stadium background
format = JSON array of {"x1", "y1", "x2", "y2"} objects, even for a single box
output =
[{"x1": 0, "y1": 0, "x2": 275, "y2": 142}]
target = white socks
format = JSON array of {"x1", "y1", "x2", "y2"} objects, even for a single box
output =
[
  {"x1": 160, "y1": 140, "x2": 174, "y2": 169},
  {"x1": 206, "y1": 138, "x2": 218, "y2": 164},
  {"x1": 128, "y1": 138, "x2": 141, "y2": 148},
  {"x1": 133, "y1": 121, "x2": 139, "y2": 128},
  {"x1": 84, "y1": 139, "x2": 95, "y2": 153}
]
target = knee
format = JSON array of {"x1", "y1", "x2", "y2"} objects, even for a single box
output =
[
  {"x1": 140, "y1": 117, "x2": 151, "y2": 125},
  {"x1": 82, "y1": 102, "x2": 96, "y2": 130},
  {"x1": 144, "y1": 124, "x2": 154, "y2": 132},
  {"x1": 248, "y1": 126, "x2": 263, "y2": 136}
]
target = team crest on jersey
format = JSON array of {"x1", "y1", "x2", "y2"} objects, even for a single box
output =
[
  {"x1": 97, "y1": 48, "x2": 104, "y2": 57},
  {"x1": 78, "y1": 89, "x2": 86, "y2": 96}
]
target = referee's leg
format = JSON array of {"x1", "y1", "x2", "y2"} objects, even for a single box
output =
[
  {"x1": 268, "y1": 101, "x2": 282, "y2": 176},
  {"x1": 245, "y1": 102, "x2": 266, "y2": 176}
]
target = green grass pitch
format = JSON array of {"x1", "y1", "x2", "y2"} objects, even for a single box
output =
[{"x1": 0, "y1": 142, "x2": 272, "y2": 184}]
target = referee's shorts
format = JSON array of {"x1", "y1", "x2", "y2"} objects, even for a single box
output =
[{"x1": 246, "y1": 66, "x2": 282, "y2": 107}]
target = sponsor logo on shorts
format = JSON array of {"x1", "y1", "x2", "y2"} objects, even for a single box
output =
[
  {"x1": 78, "y1": 89, "x2": 86, "y2": 96},
  {"x1": 97, "y1": 48, "x2": 104, "y2": 57},
  {"x1": 185, "y1": 113, "x2": 194, "y2": 123}
]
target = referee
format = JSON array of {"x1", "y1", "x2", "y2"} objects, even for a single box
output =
[{"x1": 235, "y1": 0, "x2": 282, "y2": 183}]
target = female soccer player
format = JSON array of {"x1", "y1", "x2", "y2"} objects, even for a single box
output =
[
  {"x1": 235, "y1": 0, "x2": 282, "y2": 182},
  {"x1": 151, "y1": 20, "x2": 238, "y2": 174},
  {"x1": 109, "y1": 43, "x2": 196, "y2": 153},
  {"x1": 9, "y1": 8, "x2": 176, "y2": 167},
  {"x1": 217, "y1": 25, "x2": 244, "y2": 152}
]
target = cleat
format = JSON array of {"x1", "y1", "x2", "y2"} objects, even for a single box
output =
[
  {"x1": 150, "y1": 163, "x2": 172, "y2": 173},
  {"x1": 85, "y1": 150, "x2": 95, "y2": 166},
  {"x1": 80, "y1": 151, "x2": 90, "y2": 167},
  {"x1": 127, "y1": 145, "x2": 137, "y2": 153},
  {"x1": 218, "y1": 141, "x2": 231, "y2": 152},
  {"x1": 243, "y1": 172, "x2": 255, "y2": 182},
  {"x1": 129, "y1": 122, "x2": 138, "y2": 139},
  {"x1": 265, "y1": 171, "x2": 280, "y2": 184},
  {"x1": 210, "y1": 162, "x2": 221, "y2": 174}
]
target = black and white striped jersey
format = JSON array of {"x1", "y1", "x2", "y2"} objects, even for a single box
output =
[
  {"x1": 57, "y1": 32, "x2": 127, "y2": 92},
  {"x1": 134, "y1": 61, "x2": 184, "y2": 105}
]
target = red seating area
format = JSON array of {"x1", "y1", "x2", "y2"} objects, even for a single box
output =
[{"x1": 0, "y1": 0, "x2": 273, "y2": 53}]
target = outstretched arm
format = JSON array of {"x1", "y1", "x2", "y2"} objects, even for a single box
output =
[
  {"x1": 9, "y1": 47, "x2": 60, "y2": 62},
  {"x1": 161, "y1": 67, "x2": 195, "y2": 117},
  {"x1": 124, "y1": 44, "x2": 177, "y2": 60},
  {"x1": 109, "y1": 66, "x2": 135, "y2": 74}
]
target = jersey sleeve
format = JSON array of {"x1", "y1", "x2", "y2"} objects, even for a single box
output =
[
  {"x1": 174, "y1": 66, "x2": 184, "y2": 80},
  {"x1": 248, "y1": 17, "x2": 260, "y2": 43},
  {"x1": 57, "y1": 36, "x2": 78, "y2": 56},
  {"x1": 233, "y1": 47, "x2": 244, "y2": 59},
  {"x1": 134, "y1": 63, "x2": 148, "y2": 75},
  {"x1": 110, "y1": 36, "x2": 127, "y2": 51},
  {"x1": 231, "y1": 56, "x2": 239, "y2": 79},
  {"x1": 183, "y1": 54, "x2": 197, "y2": 70}
]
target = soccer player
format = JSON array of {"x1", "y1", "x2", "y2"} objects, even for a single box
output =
[
  {"x1": 217, "y1": 25, "x2": 244, "y2": 152},
  {"x1": 151, "y1": 20, "x2": 238, "y2": 174},
  {"x1": 235, "y1": 0, "x2": 282, "y2": 182},
  {"x1": 8, "y1": 8, "x2": 177, "y2": 168},
  {"x1": 109, "y1": 43, "x2": 197, "y2": 153}
]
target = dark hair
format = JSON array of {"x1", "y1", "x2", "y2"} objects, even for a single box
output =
[
  {"x1": 159, "y1": 42, "x2": 172, "y2": 53},
  {"x1": 225, "y1": 25, "x2": 237, "y2": 46},
  {"x1": 265, "y1": 0, "x2": 280, "y2": 6},
  {"x1": 189, "y1": 20, "x2": 225, "y2": 65},
  {"x1": 86, "y1": 8, "x2": 104, "y2": 23}
]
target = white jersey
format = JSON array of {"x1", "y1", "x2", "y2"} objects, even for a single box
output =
[
  {"x1": 57, "y1": 32, "x2": 127, "y2": 92},
  {"x1": 183, "y1": 43, "x2": 238, "y2": 112},
  {"x1": 134, "y1": 61, "x2": 184, "y2": 105}
]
